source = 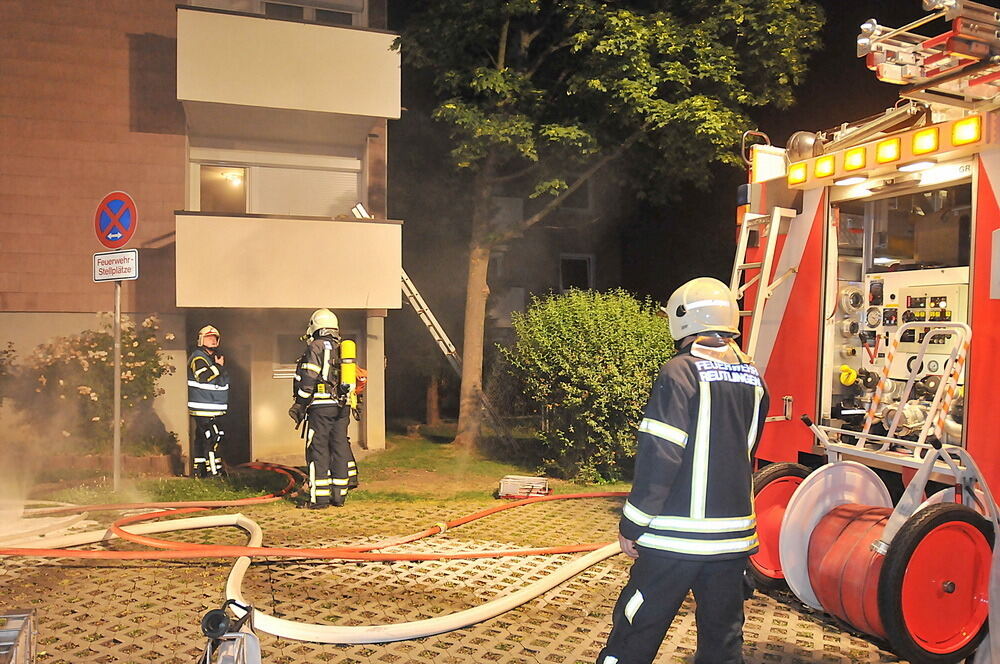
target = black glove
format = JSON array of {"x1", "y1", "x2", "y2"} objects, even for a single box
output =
[
  {"x1": 288, "y1": 403, "x2": 306, "y2": 427},
  {"x1": 352, "y1": 407, "x2": 361, "y2": 421}
]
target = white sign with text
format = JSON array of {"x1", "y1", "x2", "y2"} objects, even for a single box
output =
[{"x1": 93, "y1": 249, "x2": 139, "y2": 282}]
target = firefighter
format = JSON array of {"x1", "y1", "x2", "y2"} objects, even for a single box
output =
[
  {"x1": 187, "y1": 325, "x2": 229, "y2": 478},
  {"x1": 288, "y1": 309, "x2": 354, "y2": 508},
  {"x1": 596, "y1": 277, "x2": 769, "y2": 664}
]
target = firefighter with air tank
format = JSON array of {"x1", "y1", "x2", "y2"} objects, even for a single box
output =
[
  {"x1": 288, "y1": 309, "x2": 361, "y2": 508},
  {"x1": 187, "y1": 325, "x2": 229, "y2": 478}
]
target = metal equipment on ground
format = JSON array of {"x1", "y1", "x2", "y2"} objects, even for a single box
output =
[{"x1": 0, "y1": 611, "x2": 33, "y2": 664}]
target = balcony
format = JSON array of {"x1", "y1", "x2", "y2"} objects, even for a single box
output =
[
  {"x1": 175, "y1": 213, "x2": 402, "y2": 309},
  {"x1": 176, "y1": 6, "x2": 400, "y2": 142}
]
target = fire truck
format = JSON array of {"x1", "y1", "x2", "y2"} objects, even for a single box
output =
[{"x1": 738, "y1": 1, "x2": 1000, "y2": 662}]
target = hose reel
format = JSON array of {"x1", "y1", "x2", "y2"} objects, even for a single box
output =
[{"x1": 776, "y1": 460, "x2": 994, "y2": 663}]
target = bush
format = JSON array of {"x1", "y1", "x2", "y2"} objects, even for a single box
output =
[
  {"x1": 500, "y1": 289, "x2": 674, "y2": 482},
  {"x1": 7, "y1": 315, "x2": 177, "y2": 455}
]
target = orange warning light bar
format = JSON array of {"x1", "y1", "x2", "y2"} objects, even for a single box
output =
[
  {"x1": 952, "y1": 116, "x2": 982, "y2": 146},
  {"x1": 876, "y1": 138, "x2": 901, "y2": 164},
  {"x1": 912, "y1": 127, "x2": 939, "y2": 155}
]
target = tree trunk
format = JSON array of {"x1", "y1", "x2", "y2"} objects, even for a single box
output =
[
  {"x1": 426, "y1": 374, "x2": 441, "y2": 426},
  {"x1": 453, "y1": 241, "x2": 491, "y2": 447}
]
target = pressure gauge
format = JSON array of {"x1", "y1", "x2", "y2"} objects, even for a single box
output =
[
  {"x1": 840, "y1": 286, "x2": 864, "y2": 314},
  {"x1": 866, "y1": 307, "x2": 882, "y2": 328},
  {"x1": 840, "y1": 319, "x2": 861, "y2": 337}
]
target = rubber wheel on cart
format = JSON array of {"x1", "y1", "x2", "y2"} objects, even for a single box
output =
[
  {"x1": 749, "y1": 462, "x2": 811, "y2": 591},
  {"x1": 878, "y1": 503, "x2": 994, "y2": 664}
]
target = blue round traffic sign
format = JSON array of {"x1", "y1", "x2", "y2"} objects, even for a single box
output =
[{"x1": 94, "y1": 191, "x2": 138, "y2": 249}]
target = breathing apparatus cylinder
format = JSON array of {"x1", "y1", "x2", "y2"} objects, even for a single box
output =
[{"x1": 341, "y1": 340, "x2": 357, "y2": 408}]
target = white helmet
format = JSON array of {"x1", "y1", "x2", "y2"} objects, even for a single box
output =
[
  {"x1": 197, "y1": 325, "x2": 220, "y2": 346},
  {"x1": 306, "y1": 309, "x2": 339, "y2": 337},
  {"x1": 664, "y1": 277, "x2": 740, "y2": 339}
]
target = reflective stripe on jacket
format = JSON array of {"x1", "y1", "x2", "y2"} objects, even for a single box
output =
[
  {"x1": 187, "y1": 348, "x2": 229, "y2": 416},
  {"x1": 620, "y1": 339, "x2": 769, "y2": 561}
]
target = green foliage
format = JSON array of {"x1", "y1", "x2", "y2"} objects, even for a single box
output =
[
  {"x1": 500, "y1": 289, "x2": 674, "y2": 482},
  {"x1": 400, "y1": 0, "x2": 824, "y2": 192},
  {"x1": 7, "y1": 315, "x2": 177, "y2": 455}
]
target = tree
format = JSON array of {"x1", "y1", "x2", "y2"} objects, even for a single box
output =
[
  {"x1": 501, "y1": 289, "x2": 673, "y2": 481},
  {"x1": 399, "y1": 0, "x2": 824, "y2": 446}
]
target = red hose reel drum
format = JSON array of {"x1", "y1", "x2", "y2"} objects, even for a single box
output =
[
  {"x1": 797, "y1": 472, "x2": 993, "y2": 664},
  {"x1": 749, "y1": 462, "x2": 811, "y2": 591}
]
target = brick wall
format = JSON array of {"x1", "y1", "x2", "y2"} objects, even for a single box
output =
[{"x1": 0, "y1": 0, "x2": 185, "y2": 313}]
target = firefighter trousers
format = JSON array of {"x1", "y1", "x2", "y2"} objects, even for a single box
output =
[
  {"x1": 304, "y1": 405, "x2": 352, "y2": 506},
  {"x1": 192, "y1": 415, "x2": 225, "y2": 478},
  {"x1": 596, "y1": 554, "x2": 747, "y2": 664}
]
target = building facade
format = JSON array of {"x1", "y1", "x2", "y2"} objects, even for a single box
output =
[{"x1": 1, "y1": 0, "x2": 401, "y2": 466}]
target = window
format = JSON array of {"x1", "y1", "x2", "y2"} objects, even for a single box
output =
[
  {"x1": 560, "y1": 254, "x2": 593, "y2": 292},
  {"x1": 272, "y1": 333, "x2": 357, "y2": 379},
  {"x1": 264, "y1": 2, "x2": 304, "y2": 19},
  {"x1": 850, "y1": 183, "x2": 972, "y2": 274},
  {"x1": 200, "y1": 166, "x2": 247, "y2": 214},
  {"x1": 316, "y1": 9, "x2": 352, "y2": 25}
]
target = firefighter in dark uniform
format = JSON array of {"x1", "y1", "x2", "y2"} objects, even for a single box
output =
[
  {"x1": 187, "y1": 325, "x2": 229, "y2": 478},
  {"x1": 288, "y1": 309, "x2": 357, "y2": 508},
  {"x1": 596, "y1": 277, "x2": 769, "y2": 664}
]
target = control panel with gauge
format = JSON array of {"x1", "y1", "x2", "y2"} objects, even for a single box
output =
[{"x1": 860, "y1": 268, "x2": 968, "y2": 382}]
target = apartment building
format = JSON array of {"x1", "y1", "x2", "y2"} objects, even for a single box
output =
[{"x1": 1, "y1": 0, "x2": 401, "y2": 465}]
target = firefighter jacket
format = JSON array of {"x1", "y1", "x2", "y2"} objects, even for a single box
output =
[
  {"x1": 293, "y1": 335, "x2": 343, "y2": 409},
  {"x1": 620, "y1": 336, "x2": 769, "y2": 561},
  {"x1": 187, "y1": 348, "x2": 229, "y2": 417}
]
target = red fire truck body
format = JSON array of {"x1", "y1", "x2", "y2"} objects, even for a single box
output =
[{"x1": 739, "y1": 17, "x2": 1000, "y2": 487}]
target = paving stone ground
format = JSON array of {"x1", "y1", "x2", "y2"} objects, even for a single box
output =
[{"x1": 0, "y1": 496, "x2": 905, "y2": 663}]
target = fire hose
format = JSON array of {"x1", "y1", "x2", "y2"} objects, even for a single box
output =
[{"x1": 0, "y1": 465, "x2": 627, "y2": 643}]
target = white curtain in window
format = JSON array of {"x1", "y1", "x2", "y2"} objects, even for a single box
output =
[{"x1": 250, "y1": 166, "x2": 359, "y2": 217}]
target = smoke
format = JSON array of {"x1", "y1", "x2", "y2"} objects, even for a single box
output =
[{"x1": 0, "y1": 403, "x2": 38, "y2": 531}]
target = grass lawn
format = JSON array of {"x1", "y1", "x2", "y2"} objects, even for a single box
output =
[{"x1": 38, "y1": 433, "x2": 631, "y2": 505}]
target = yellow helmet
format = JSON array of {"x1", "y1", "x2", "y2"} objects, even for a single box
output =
[
  {"x1": 306, "y1": 309, "x2": 339, "y2": 337},
  {"x1": 664, "y1": 277, "x2": 740, "y2": 339},
  {"x1": 197, "y1": 325, "x2": 220, "y2": 346}
]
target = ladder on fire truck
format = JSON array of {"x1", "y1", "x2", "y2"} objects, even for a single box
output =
[
  {"x1": 730, "y1": 207, "x2": 797, "y2": 358},
  {"x1": 860, "y1": 0, "x2": 1000, "y2": 107}
]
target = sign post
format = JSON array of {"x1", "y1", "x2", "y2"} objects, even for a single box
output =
[{"x1": 94, "y1": 192, "x2": 139, "y2": 493}]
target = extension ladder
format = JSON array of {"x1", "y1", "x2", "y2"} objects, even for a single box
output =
[
  {"x1": 400, "y1": 270, "x2": 513, "y2": 441},
  {"x1": 730, "y1": 206, "x2": 797, "y2": 357},
  {"x1": 401, "y1": 270, "x2": 462, "y2": 375}
]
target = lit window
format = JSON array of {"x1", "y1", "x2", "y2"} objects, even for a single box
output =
[{"x1": 200, "y1": 166, "x2": 247, "y2": 214}]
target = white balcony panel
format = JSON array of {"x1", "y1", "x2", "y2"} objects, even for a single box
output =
[
  {"x1": 176, "y1": 213, "x2": 401, "y2": 309},
  {"x1": 177, "y1": 7, "x2": 400, "y2": 119}
]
